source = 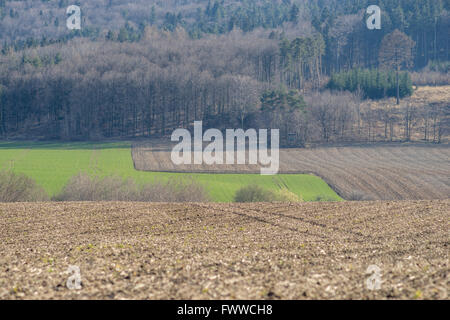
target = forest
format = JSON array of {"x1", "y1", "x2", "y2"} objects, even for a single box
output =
[{"x1": 0, "y1": 0, "x2": 448, "y2": 143}]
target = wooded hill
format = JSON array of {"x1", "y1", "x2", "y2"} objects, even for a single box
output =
[
  {"x1": 1, "y1": 0, "x2": 449, "y2": 69},
  {"x1": 0, "y1": 0, "x2": 448, "y2": 142}
]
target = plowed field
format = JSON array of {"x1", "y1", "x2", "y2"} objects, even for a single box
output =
[{"x1": 1, "y1": 201, "x2": 448, "y2": 300}]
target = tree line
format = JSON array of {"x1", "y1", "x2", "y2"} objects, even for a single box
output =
[
  {"x1": 0, "y1": 1, "x2": 448, "y2": 143},
  {"x1": 0, "y1": 29, "x2": 447, "y2": 144}
]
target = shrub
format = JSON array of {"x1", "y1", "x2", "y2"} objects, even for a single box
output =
[
  {"x1": 234, "y1": 185, "x2": 278, "y2": 202},
  {"x1": 0, "y1": 170, "x2": 48, "y2": 202},
  {"x1": 53, "y1": 173, "x2": 210, "y2": 202},
  {"x1": 234, "y1": 185, "x2": 302, "y2": 203},
  {"x1": 52, "y1": 173, "x2": 137, "y2": 201},
  {"x1": 275, "y1": 188, "x2": 303, "y2": 202},
  {"x1": 139, "y1": 177, "x2": 210, "y2": 202}
]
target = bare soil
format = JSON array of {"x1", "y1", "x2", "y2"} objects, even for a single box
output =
[{"x1": 0, "y1": 201, "x2": 448, "y2": 300}]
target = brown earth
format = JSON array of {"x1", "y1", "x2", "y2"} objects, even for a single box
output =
[
  {"x1": 0, "y1": 201, "x2": 448, "y2": 300},
  {"x1": 133, "y1": 143, "x2": 450, "y2": 200}
]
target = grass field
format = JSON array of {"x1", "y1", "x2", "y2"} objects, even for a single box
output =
[{"x1": 0, "y1": 141, "x2": 340, "y2": 202}]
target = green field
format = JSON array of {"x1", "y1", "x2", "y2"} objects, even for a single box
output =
[{"x1": 0, "y1": 141, "x2": 341, "y2": 202}]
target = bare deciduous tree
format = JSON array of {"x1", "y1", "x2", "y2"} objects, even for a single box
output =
[{"x1": 379, "y1": 30, "x2": 415, "y2": 105}]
